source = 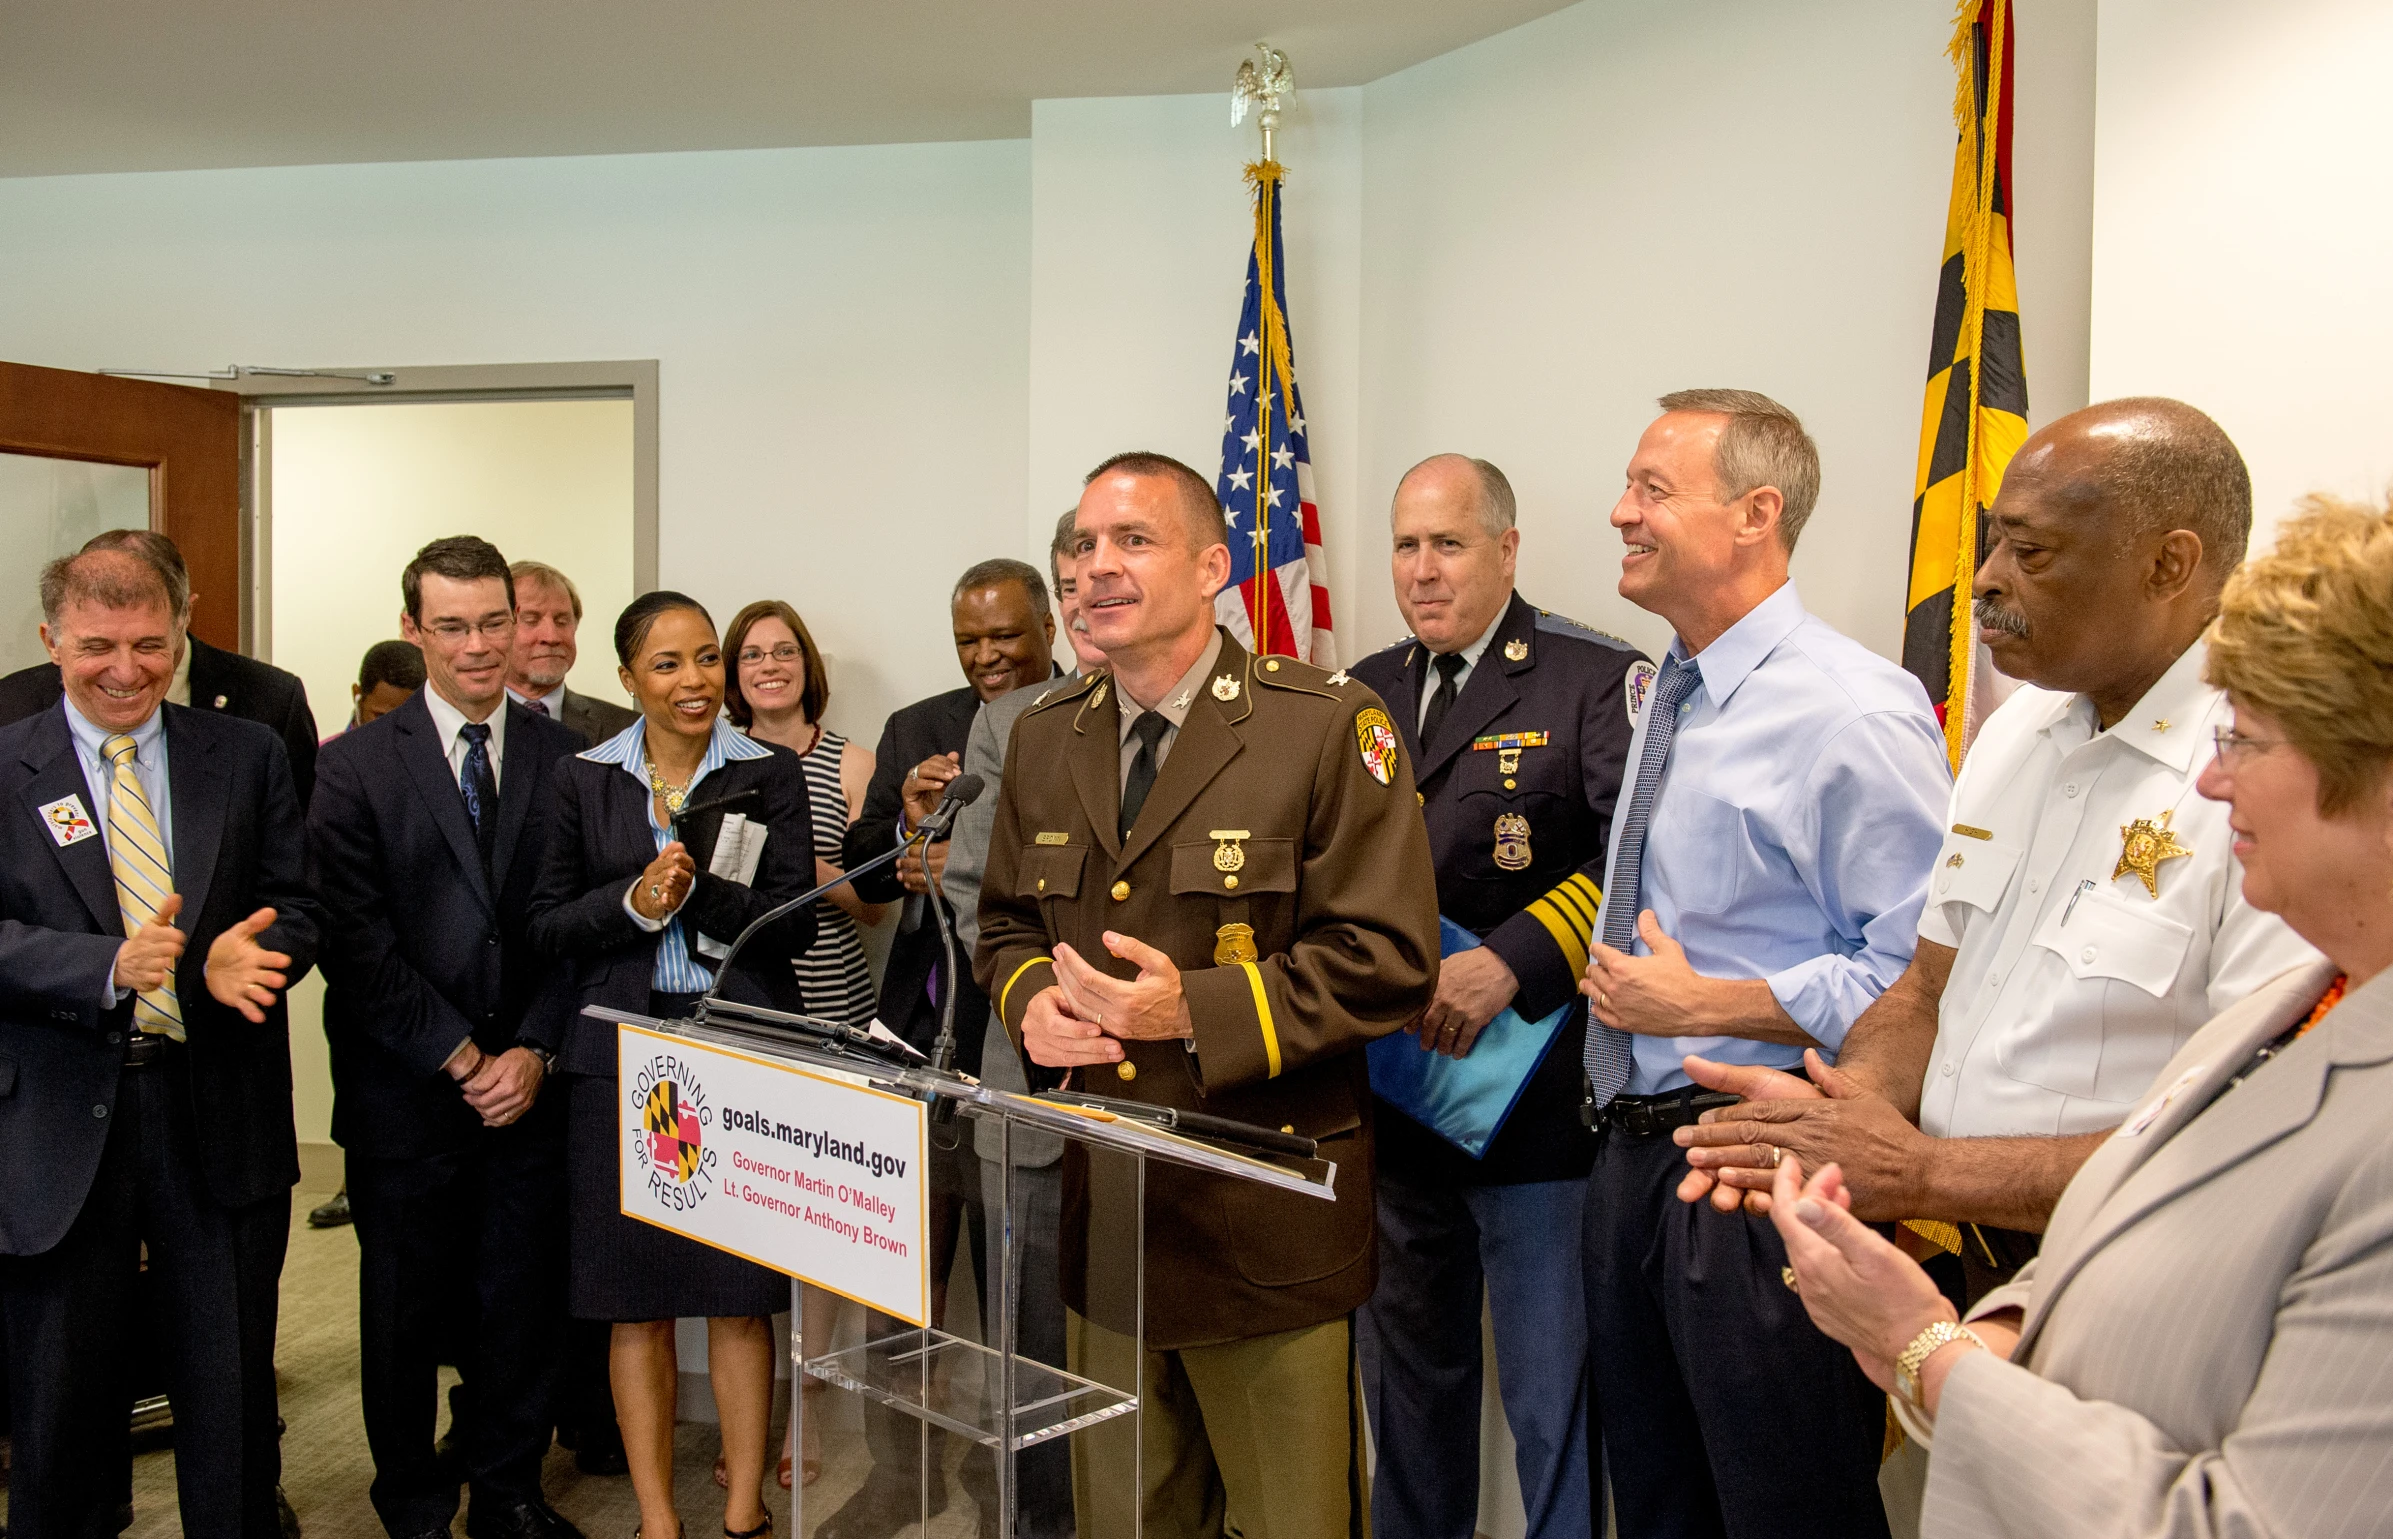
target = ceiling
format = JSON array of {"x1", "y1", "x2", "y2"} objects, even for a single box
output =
[{"x1": 0, "y1": 0, "x2": 1575, "y2": 179}]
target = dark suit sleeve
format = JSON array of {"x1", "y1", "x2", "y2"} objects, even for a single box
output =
[
  {"x1": 842, "y1": 716, "x2": 909, "y2": 904},
  {"x1": 275, "y1": 676, "x2": 320, "y2": 811},
  {"x1": 1480, "y1": 649, "x2": 1641, "y2": 1021},
  {"x1": 684, "y1": 755, "x2": 819, "y2": 989},
  {"x1": 307, "y1": 741, "x2": 480, "y2": 1078},
  {"x1": 238, "y1": 732, "x2": 320, "y2": 986},
  {"x1": 525, "y1": 762, "x2": 651, "y2": 962}
]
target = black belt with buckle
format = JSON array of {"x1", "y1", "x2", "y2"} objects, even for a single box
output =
[
  {"x1": 123, "y1": 1033, "x2": 170, "y2": 1069},
  {"x1": 1581, "y1": 1083, "x2": 1740, "y2": 1137}
]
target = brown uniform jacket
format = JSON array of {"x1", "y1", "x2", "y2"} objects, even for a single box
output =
[{"x1": 973, "y1": 630, "x2": 1440, "y2": 1349}]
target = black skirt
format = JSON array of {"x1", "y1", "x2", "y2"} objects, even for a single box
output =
[{"x1": 565, "y1": 993, "x2": 788, "y2": 1322}]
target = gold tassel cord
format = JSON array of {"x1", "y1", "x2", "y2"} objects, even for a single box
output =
[{"x1": 1242, "y1": 159, "x2": 1297, "y2": 652}]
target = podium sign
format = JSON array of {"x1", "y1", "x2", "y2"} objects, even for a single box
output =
[{"x1": 617, "y1": 1022, "x2": 931, "y2": 1325}]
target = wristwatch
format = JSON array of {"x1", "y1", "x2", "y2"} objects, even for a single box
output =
[{"x1": 1895, "y1": 1320, "x2": 1985, "y2": 1410}]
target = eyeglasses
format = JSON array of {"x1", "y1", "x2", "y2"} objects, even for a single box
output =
[
  {"x1": 422, "y1": 617, "x2": 515, "y2": 643},
  {"x1": 2211, "y1": 726, "x2": 2287, "y2": 766},
  {"x1": 739, "y1": 644, "x2": 804, "y2": 666}
]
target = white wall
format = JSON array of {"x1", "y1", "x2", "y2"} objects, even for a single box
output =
[
  {"x1": 1027, "y1": 89, "x2": 1365, "y2": 652},
  {"x1": 1359, "y1": 0, "x2": 1959, "y2": 665},
  {"x1": 0, "y1": 139, "x2": 1032, "y2": 741},
  {"x1": 2091, "y1": 0, "x2": 2393, "y2": 540}
]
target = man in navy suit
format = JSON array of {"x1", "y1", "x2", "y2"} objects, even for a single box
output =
[
  {"x1": 309, "y1": 537, "x2": 585, "y2": 1539},
  {"x1": 0, "y1": 546, "x2": 319, "y2": 1539}
]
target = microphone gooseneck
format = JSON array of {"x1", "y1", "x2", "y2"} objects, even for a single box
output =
[{"x1": 698, "y1": 773, "x2": 986, "y2": 1017}]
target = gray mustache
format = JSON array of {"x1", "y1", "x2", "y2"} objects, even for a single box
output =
[{"x1": 1973, "y1": 595, "x2": 2030, "y2": 639}]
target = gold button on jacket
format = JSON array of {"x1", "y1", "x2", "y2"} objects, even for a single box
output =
[{"x1": 974, "y1": 630, "x2": 1440, "y2": 1350}]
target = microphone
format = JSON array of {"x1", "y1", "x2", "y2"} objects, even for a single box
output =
[
  {"x1": 920, "y1": 774, "x2": 987, "y2": 1137},
  {"x1": 697, "y1": 772, "x2": 986, "y2": 1017}
]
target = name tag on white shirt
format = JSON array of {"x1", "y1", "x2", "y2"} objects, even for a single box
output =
[{"x1": 40, "y1": 795, "x2": 98, "y2": 847}]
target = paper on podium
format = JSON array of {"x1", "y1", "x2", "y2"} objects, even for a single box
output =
[{"x1": 1367, "y1": 916, "x2": 1571, "y2": 1158}]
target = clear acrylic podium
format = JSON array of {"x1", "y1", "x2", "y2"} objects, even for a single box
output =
[{"x1": 604, "y1": 1005, "x2": 1339, "y2": 1539}]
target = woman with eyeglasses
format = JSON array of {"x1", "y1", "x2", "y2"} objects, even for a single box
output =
[
  {"x1": 1770, "y1": 494, "x2": 2393, "y2": 1537},
  {"x1": 719, "y1": 598, "x2": 882, "y2": 1490},
  {"x1": 528, "y1": 591, "x2": 817, "y2": 1539}
]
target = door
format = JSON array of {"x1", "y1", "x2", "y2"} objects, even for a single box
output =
[{"x1": 0, "y1": 360, "x2": 243, "y2": 650}]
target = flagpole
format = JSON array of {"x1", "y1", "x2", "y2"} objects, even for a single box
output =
[{"x1": 1235, "y1": 44, "x2": 1293, "y2": 654}]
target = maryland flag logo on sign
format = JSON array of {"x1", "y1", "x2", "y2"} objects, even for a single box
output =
[
  {"x1": 1903, "y1": 0, "x2": 2029, "y2": 769},
  {"x1": 643, "y1": 1077, "x2": 705, "y2": 1185}
]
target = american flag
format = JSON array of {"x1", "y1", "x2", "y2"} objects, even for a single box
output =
[{"x1": 1213, "y1": 162, "x2": 1335, "y2": 665}]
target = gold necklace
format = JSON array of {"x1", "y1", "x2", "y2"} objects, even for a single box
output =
[{"x1": 647, "y1": 759, "x2": 693, "y2": 816}]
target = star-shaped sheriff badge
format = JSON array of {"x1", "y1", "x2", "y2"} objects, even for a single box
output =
[{"x1": 2113, "y1": 809, "x2": 2192, "y2": 897}]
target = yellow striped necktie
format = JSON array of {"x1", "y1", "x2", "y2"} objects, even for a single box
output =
[{"x1": 102, "y1": 733, "x2": 184, "y2": 1041}]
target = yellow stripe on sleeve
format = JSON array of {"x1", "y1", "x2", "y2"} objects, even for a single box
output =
[
  {"x1": 999, "y1": 956, "x2": 1053, "y2": 1024},
  {"x1": 1525, "y1": 899, "x2": 1592, "y2": 981},
  {"x1": 1238, "y1": 961, "x2": 1282, "y2": 1079}
]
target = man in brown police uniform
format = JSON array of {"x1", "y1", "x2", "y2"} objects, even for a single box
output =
[{"x1": 974, "y1": 451, "x2": 1439, "y2": 1539}]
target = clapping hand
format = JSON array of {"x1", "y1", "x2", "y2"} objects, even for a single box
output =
[
  {"x1": 632, "y1": 841, "x2": 696, "y2": 921},
  {"x1": 205, "y1": 907, "x2": 292, "y2": 1023},
  {"x1": 114, "y1": 892, "x2": 187, "y2": 993},
  {"x1": 1053, "y1": 935, "x2": 1192, "y2": 1041}
]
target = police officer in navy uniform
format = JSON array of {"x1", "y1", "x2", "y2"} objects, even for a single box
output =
[{"x1": 1350, "y1": 455, "x2": 1644, "y2": 1539}]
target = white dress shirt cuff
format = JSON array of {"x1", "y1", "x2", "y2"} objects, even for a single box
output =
[
  {"x1": 623, "y1": 881, "x2": 671, "y2": 932},
  {"x1": 103, "y1": 943, "x2": 130, "y2": 1008}
]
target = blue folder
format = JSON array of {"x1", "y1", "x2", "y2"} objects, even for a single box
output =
[{"x1": 1367, "y1": 917, "x2": 1573, "y2": 1159}]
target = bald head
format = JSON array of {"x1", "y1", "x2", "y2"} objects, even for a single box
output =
[
  {"x1": 1394, "y1": 454, "x2": 1516, "y2": 539},
  {"x1": 2006, "y1": 397, "x2": 2252, "y2": 583},
  {"x1": 1972, "y1": 396, "x2": 2251, "y2": 724}
]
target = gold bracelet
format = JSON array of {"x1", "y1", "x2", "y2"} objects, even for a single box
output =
[{"x1": 1894, "y1": 1320, "x2": 1985, "y2": 1410}]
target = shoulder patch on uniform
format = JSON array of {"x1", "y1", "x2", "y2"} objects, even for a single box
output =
[
  {"x1": 1027, "y1": 672, "x2": 1102, "y2": 715},
  {"x1": 1625, "y1": 659, "x2": 1658, "y2": 724},
  {"x1": 1354, "y1": 706, "x2": 1400, "y2": 786},
  {"x1": 1535, "y1": 609, "x2": 1638, "y2": 652}
]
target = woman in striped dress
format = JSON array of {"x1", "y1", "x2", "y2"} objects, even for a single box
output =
[{"x1": 722, "y1": 599, "x2": 885, "y2": 1490}]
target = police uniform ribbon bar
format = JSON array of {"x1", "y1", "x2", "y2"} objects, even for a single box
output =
[{"x1": 1471, "y1": 731, "x2": 1550, "y2": 751}]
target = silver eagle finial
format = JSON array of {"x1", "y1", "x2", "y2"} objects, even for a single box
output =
[{"x1": 1232, "y1": 43, "x2": 1294, "y2": 131}]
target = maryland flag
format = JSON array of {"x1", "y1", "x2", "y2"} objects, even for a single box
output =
[{"x1": 1904, "y1": 0, "x2": 2029, "y2": 768}]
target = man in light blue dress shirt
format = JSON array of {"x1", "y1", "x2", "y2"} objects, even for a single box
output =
[{"x1": 1576, "y1": 391, "x2": 1949, "y2": 1539}]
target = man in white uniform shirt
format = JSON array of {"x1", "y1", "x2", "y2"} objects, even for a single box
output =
[{"x1": 1677, "y1": 397, "x2": 2318, "y2": 1303}]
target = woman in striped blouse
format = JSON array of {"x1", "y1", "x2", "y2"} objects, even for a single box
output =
[{"x1": 722, "y1": 598, "x2": 885, "y2": 1489}]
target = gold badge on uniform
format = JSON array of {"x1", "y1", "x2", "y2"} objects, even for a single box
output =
[
  {"x1": 2113, "y1": 809, "x2": 2192, "y2": 898},
  {"x1": 1210, "y1": 830, "x2": 1249, "y2": 872},
  {"x1": 1211, "y1": 673, "x2": 1241, "y2": 702},
  {"x1": 1497, "y1": 747, "x2": 1522, "y2": 775},
  {"x1": 1034, "y1": 831, "x2": 1070, "y2": 846},
  {"x1": 1213, "y1": 922, "x2": 1259, "y2": 966},
  {"x1": 1493, "y1": 813, "x2": 1533, "y2": 872},
  {"x1": 1503, "y1": 638, "x2": 1528, "y2": 662},
  {"x1": 1088, "y1": 681, "x2": 1108, "y2": 710},
  {"x1": 1354, "y1": 707, "x2": 1400, "y2": 786}
]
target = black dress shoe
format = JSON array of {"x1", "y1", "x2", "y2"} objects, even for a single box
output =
[
  {"x1": 466, "y1": 1503, "x2": 586, "y2": 1539},
  {"x1": 814, "y1": 1472, "x2": 948, "y2": 1539},
  {"x1": 306, "y1": 1190, "x2": 353, "y2": 1229}
]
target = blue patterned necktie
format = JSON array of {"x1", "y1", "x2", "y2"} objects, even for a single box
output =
[
  {"x1": 459, "y1": 722, "x2": 498, "y2": 869},
  {"x1": 1584, "y1": 657, "x2": 1704, "y2": 1108}
]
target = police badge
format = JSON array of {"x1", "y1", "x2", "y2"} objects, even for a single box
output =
[{"x1": 1492, "y1": 812, "x2": 1532, "y2": 871}]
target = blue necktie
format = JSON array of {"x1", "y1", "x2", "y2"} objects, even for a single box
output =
[
  {"x1": 1584, "y1": 658, "x2": 1704, "y2": 1108},
  {"x1": 459, "y1": 721, "x2": 498, "y2": 869}
]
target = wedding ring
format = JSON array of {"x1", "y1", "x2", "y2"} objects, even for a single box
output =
[
  {"x1": 649, "y1": 883, "x2": 662, "y2": 900},
  {"x1": 1767, "y1": 1144, "x2": 1784, "y2": 1169}
]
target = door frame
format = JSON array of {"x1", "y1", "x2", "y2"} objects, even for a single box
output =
[{"x1": 213, "y1": 360, "x2": 659, "y2": 655}]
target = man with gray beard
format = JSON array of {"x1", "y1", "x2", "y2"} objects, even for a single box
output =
[{"x1": 1675, "y1": 398, "x2": 2320, "y2": 1306}]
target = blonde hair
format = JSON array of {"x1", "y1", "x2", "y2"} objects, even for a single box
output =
[{"x1": 2205, "y1": 492, "x2": 2393, "y2": 813}]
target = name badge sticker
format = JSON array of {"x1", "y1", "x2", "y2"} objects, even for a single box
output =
[{"x1": 40, "y1": 795, "x2": 98, "y2": 848}]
